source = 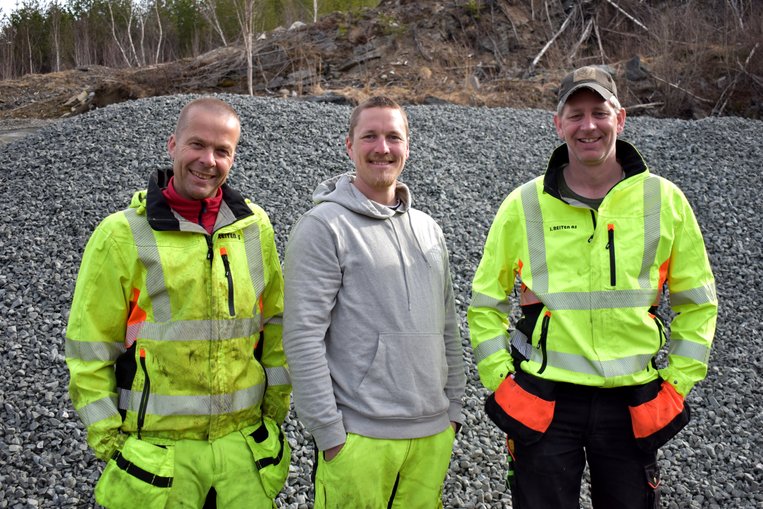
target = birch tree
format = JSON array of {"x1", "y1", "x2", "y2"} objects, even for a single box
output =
[{"x1": 233, "y1": 0, "x2": 255, "y2": 95}]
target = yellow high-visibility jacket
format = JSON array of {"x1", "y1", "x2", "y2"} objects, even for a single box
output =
[
  {"x1": 468, "y1": 141, "x2": 717, "y2": 397},
  {"x1": 66, "y1": 169, "x2": 289, "y2": 461}
]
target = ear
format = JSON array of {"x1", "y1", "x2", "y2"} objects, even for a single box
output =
[
  {"x1": 616, "y1": 108, "x2": 627, "y2": 135},
  {"x1": 345, "y1": 135, "x2": 354, "y2": 159},
  {"x1": 553, "y1": 114, "x2": 565, "y2": 140},
  {"x1": 167, "y1": 134, "x2": 176, "y2": 159}
]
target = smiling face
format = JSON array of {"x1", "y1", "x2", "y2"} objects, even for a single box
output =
[
  {"x1": 554, "y1": 88, "x2": 625, "y2": 170},
  {"x1": 346, "y1": 106, "x2": 410, "y2": 205},
  {"x1": 167, "y1": 101, "x2": 240, "y2": 200}
]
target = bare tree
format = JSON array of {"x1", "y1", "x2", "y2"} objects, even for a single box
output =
[
  {"x1": 200, "y1": 0, "x2": 228, "y2": 46},
  {"x1": 49, "y1": 1, "x2": 62, "y2": 72},
  {"x1": 233, "y1": 0, "x2": 255, "y2": 95},
  {"x1": 124, "y1": 3, "x2": 142, "y2": 66},
  {"x1": 154, "y1": 0, "x2": 163, "y2": 63},
  {"x1": 107, "y1": 0, "x2": 133, "y2": 66},
  {"x1": 136, "y1": 3, "x2": 147, "y2": 66}
]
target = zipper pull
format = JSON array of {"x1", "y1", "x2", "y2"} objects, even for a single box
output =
[
  {"x1": 588, "y1": 210, "x2": 597, "y2": 243},
  {"x1": 221, "y1": 247, "x2": 231, "y2": 277},
  {"x1": 206, "y1": 236, "x2": 213, "y2": 263}
]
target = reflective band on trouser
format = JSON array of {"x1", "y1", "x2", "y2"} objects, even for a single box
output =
[
  {"x1": 119, "y1": 383, "x2": 265, "y2": 416},
  {"x1": 112, "y1": 450, "x2": 173, "y2": 488}
]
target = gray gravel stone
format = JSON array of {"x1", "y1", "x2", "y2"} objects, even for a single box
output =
[{"x1": 1, "y1": 94, "x2": 761, "y2": 508}]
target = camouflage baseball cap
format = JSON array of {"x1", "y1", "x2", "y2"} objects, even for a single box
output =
[{"x1": 557, "y1": 66, "x2": 620, "y2": 114}]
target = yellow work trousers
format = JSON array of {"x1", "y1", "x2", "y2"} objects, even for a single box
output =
[
  {"x1": 314, "y1": 426, "x2": 456, "y2": 509},
  {"x1": 95, "y1": 425, "x2": 279, "y2": 509}
]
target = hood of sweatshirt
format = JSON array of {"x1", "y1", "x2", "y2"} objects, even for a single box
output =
[{"x1": 312, "y1": 173, "x2": 412, "y2": 218}]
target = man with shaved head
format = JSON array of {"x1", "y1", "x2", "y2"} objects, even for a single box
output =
[{"x1": 66, "y1": 97, "x2": 291, "y2": 508}]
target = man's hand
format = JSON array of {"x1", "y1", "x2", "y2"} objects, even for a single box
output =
[{"x1": 323, "y1": 443, "x2": 344, "y2": 462}]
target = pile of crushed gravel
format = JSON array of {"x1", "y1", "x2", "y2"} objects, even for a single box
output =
[{"x1": 1, "y1": 94, "x2": 761, "y2": 508}]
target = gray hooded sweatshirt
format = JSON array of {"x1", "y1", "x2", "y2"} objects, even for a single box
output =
[{"x1": 283, "y1": 174, "x2": 466, "y2": 451}]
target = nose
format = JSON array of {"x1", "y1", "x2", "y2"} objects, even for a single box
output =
[
  {"x1": 374, "y1": 137, "x2": 391, "y2": 154},
  {"x1": 581, "y1": 114, "x2": 597, "y2": 129},
  {"x1": 199, "y1": 148, "x2": 215, "y2": 167}
]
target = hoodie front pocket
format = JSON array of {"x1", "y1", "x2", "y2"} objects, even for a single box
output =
[{"x1": 356, "y1": 332, "x2": 448, "y2": 418}]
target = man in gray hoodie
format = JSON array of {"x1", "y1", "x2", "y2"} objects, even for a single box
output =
[{"x1": 283, "y1": 96, "x2": 466, "y2": 508}]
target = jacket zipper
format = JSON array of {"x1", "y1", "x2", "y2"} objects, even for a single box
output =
[
  {"x1": 537, "y1": 311, "x2": 551, "y2": 374},
  {"x1": 606, "y1": 224, "x2": 616, "y2": 286},
  {"x1": 205, "y1": 236, "x2": 213, "y2": 264},
  {"x1": 220, "y1": 247, "x2": 236, "y2": 316},
  {"x1": 587, "y1": 210, "x2": 596, "y2": 243},
  {"x1": 137, "y1": 348, "x2": 150, "y2": 440}
]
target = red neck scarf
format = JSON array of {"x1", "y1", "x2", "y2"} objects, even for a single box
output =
[{"x1": 161, "y1": 177, "x2": 223, "y2": 234}]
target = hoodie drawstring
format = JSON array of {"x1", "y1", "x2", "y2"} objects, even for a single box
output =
[
  {"x1": 407, "y1": 212, "x2": 431, "y2": 269},
  {"x1": 388, "y1": 212, "x2": 433, "y2": 311},
  {"x1": 389, "y1": 219, "x2": 413, "y2": 311}
]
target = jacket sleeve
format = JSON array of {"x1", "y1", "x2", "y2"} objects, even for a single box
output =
[
  {"x1": 441, "y1": 236, "x2": 466, "y2": 425},
  {"x1": 65, "y1": 216, "x2": 131, "y2": 461},
  {"x1": 282, "y1": 215, "x2": 346, "y2": 451},
  {"x1": 258, "y1": 219, "x2": 291, "y2": 425},
  {"x1": 659, "y1": 190, "x2": 718, "y2": 397},
  {"x1": 467, "y1": 196, "x2": 521, "y2": 392}
]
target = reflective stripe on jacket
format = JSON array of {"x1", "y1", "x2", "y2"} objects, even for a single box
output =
[
  {"x1": 468, "y1": 141, "x2": 717, "y2": 396},
  {"x1": 66, "y1": 169, "x2": 289, "y2": 461}
]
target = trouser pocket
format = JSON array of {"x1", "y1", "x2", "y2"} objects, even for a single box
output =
[
  {"x1": 95, "y1": 436, "x2": 174, "y2": 509},
  {"x1": 242, "y1": 417, "x2": 291, "y2": 499},
  {"x1": 485, "y1": 370, "x2": 556, "y2": 445},
  {"x1": 628, "y1": 378, "x2": 690, "y2": 452}
]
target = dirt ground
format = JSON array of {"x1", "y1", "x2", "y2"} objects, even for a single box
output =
[{"x1": 0, "y1": 1, "x2": 759, "y2": 123}]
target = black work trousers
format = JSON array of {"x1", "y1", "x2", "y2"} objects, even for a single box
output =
[{"x1": 511, "y1": 382, "x2": 660, "y2": 509}]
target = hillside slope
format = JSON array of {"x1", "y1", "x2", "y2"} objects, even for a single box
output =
[{"x1": 0, "y1": 0, "x2": 760, "y2": 120}]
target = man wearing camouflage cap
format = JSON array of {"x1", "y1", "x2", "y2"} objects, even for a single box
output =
[{"x1": 468, "y1": 66, "x2": 717, "y2": 508}]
